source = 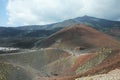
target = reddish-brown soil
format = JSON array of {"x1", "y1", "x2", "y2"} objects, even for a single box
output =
[
  {"x1": 66, "y1": 53, "x2": 95, "y2": 73},
  {"x1": 36, "y1": 24, "x2": 120, "y2": 50},
  {"x1": 36, "y1": 53, "x2": 120, "y2": 79},
  {"x1": 36, "y1": 24, "x2": 120, "y2": 80},
  {"x1": 84, "y1": 52, "x2": 120, "y2": 75},
  {"x1": 36, "y1": 52, "x2": 120, "y2": 80}
]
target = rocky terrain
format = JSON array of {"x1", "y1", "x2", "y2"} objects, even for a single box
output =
[
  {"x1": 76, "y1": 69, "x2": 120, "y2": 80},
  {"x1": 0, "y1": 16, "x2": 120, "y2": 80}
]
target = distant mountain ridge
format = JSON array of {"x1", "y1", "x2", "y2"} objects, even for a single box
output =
[
  {"x1": 0, "y1": 16, "x2": 120, "y2": 38},
  {"x1": 13, "y1": 15, "x2": 120, "y2": 30}
]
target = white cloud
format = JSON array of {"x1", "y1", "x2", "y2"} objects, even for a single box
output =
[{"x1": 6, "y1": 0, "x2": 120, "y2": 26}]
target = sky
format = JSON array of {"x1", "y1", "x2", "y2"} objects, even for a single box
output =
[
  {"x1": 0, "y1": 0, "x2": 8, "y2": 26},
  {"x1": 0, "y1": 0, "x2": 120, "y2": 27}
]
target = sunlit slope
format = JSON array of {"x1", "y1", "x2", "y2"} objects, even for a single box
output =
[{"x1": 36, "y1": 24, "x2": 120, "y2": 50}]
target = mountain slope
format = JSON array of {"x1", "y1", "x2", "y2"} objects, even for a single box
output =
[
  {"x1": 0, "y1": 27, "x2": 59, "y2": 38},
  {"x1": 16, "y1": 16, "x2": 120, "y2": 41},
  {"x1": 0, "y1": 62, "x2": 32, "y2": 80},
  {"x1": 1, "y1": 16, "x2": 120, "y2": 38},
  {"x1": 35, "y1": 24, "x2": 120, "y2": 50},
  {"x1": 0, "y1": 24, "x2": 120, "y2": 80}
]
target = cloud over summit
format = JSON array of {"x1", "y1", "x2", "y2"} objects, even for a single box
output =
[{"x1": 7, "y1": 0, "x2": 120, "y2": 26}]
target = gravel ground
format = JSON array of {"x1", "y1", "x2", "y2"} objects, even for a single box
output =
[{"x1": 76, "y1": 69, "x2": 120, "y2": 80}]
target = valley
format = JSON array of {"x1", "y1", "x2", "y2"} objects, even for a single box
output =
[{"x1": 0, "y1": 16, "x2": 120, "y2": 80}]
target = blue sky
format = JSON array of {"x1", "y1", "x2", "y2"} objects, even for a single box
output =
[
  {"x1": 0, "y1": 0, "x2": 120, "y2": 27},
  {"x1": 0, "y1": 0, "x2": 8, "y2": 26}
]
